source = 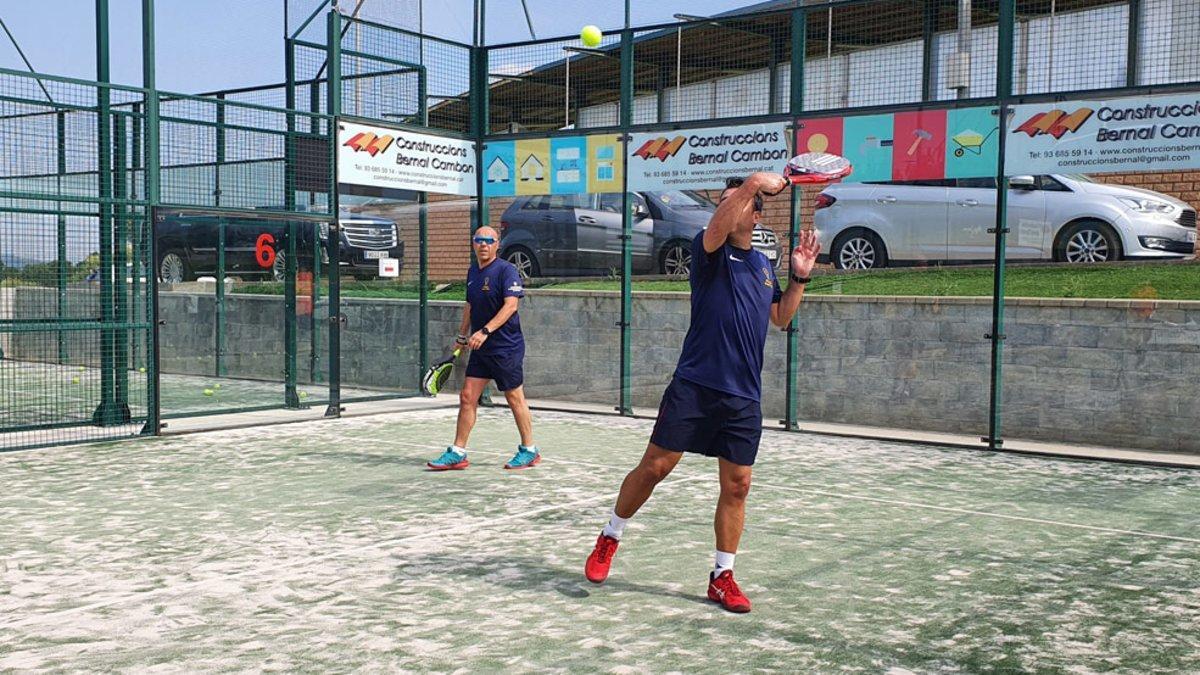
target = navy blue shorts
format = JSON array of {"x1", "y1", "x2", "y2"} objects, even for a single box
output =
[
  {"x1": 650, "y1": 377, "x2": 763, "y2": 466},
  {"x1": 465, "y1": 345, "x2": 525, "y2": 392}
]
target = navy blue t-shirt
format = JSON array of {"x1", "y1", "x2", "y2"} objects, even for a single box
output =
[
  {"x1": 674, "y1": 231, "x2": 782, "y2": 402},
  {"x1": 466, "y1": 259, "x2": 525, "y2": 354}
]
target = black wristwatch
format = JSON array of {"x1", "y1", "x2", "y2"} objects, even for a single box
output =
[
  {"x1": 790, "y1": 273, "x2": 811, "y2": 285},
  {"x1": 480, "y1": 326, "x2": 492, "y2": 336}
]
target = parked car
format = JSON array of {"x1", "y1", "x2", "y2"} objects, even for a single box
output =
[
  {"x1": 155, "y1": 209, "x2": 403, "y2": 283},
  {"x1": 497, "y1": 190, "x2": 782, "y2": 279},
  {"x1": 814, "y1": 174, "x2": 1198, "y2": 269}
]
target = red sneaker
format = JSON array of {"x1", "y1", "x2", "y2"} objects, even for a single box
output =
[
  {"x1": 584, "y1": 533, "x2": 620, "y2": 583},
  {"x1": 707, "y1": 570, "x2": 751, "y2": 613}
]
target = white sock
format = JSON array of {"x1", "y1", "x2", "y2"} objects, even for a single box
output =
[
  {"x1": 450, "y1": 445, "x2": 467, "y2": 456},
  {"x1": 714, "y1": 550, "x2": 736, "y2": 575},
  {"x1": 602, "y1": 510, "x2": 629, "y2": 540}
]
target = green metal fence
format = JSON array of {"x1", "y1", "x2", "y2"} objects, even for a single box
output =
[{"x1": 2, "y1": 0, "x2": 1198, "y2": 453}]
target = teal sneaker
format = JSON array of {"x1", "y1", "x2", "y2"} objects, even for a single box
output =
[
  {"x1": 427, "y1": 447, "x2": 469, "y2": 471},
  {"x1": 504, "y1": 445, "x2": 541, "y2": 470}
]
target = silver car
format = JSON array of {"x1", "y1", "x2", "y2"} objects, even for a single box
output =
[{"x1": 814, "y1": 174, "x2": 1198, "y2": 269}]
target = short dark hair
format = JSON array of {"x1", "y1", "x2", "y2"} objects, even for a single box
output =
[{"x1": 722, "y1": 176, "x2": 763, "y2": 212}]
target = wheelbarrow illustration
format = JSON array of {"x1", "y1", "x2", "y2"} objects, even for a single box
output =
[{"x1": 951, "y1": 127, "x2": 998, "y2": 157}]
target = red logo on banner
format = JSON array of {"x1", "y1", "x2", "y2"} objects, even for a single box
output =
[
  {"x1": 796, "y1": 117, "x2": 845, "y2": 157},
  {"x1": 1014, "y1": 108, "x2": 1094, "y2": 138}
]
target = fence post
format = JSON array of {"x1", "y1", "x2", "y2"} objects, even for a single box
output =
[
  {"x1": 141, "y1": 0, "x2": 161, "y2": 435},
  {"x1": 324, "y1": 8, "x2": 343, "y2": 418},
  {"x1": 1126, "y1": 0, "x2": 1141, "y2": 87},
  {"x1": 618, "y1": 15, "x2": 634, "y2": 417},
  {"x1": 93, "y1": 0, "x2": 126, "y2": 425},
  {"x1": 784, "y1": 6, "x2": 806, "y2": 432},
  {"x1": 986, "y1": 0, "x2": 1015, "y2": 450}
]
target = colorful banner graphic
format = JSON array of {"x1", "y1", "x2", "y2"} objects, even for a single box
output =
[
  {"x1": 626, "y1": 123, "x2": 790, "y2": 191},
  {"x1": 337, "y1": 121, "x2": 476, "y2": 196},
  {"x1": 1006, "y1": 92, "x2": 1200, "y2": 175},
  {"x1": 483, "y1": 134, "x2": 623, "y2": 197},
  {"x1": 797, "y1": 107, "x2": 999, "y2": 182}
]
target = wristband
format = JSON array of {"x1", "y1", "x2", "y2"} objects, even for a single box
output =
[{"x1": 790, "y1": 273, "x2": 811, "y2": 285}]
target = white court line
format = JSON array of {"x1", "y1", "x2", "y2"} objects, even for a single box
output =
[
  {"x1": 352, "y1": 433, "x2": 1200, "y2": 545},
  {"x1": 192, "y1": 420, "x2": 1200, "y2": 547},
  {"x1": 753, "y1": 481, "x2": 1200, "y2": 545},
  {"x1": 0, "y1": 450, "x2": 707, "y2": 630}
]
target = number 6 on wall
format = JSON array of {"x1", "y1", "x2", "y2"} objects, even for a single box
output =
[{"x1": 255, "y1": 233, "x2": 276, "y2": 269}]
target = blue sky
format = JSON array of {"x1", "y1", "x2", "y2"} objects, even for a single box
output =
[{"x1": 1, "y1": 0, "x2": 760, "y2": 92}]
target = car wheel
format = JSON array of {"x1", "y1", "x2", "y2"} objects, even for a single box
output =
[
  {"x1": 832, "y1": 230, "x2": 887, "y2": 270},
  {"x1": 659, "y1": 240, "x2": 691, "y2": 279},
  {"x1": 272, "y1": 250, "x2": 289, "y2": 282},
  {"x1": 504, "y1": 247, "x2": 540, "y2": 279},
  {"x1": 1057, "y1": 221, "x2": 1122, "y2": 264},
  {"x1": 158, "y1": 251, "x2": 189, "y2": 283}
]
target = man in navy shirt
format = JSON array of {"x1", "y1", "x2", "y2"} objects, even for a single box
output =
[
  {"x1": 427, "y1": 226, "x2": 541, "y2": 471},
  {"x1": 584, "y1": 173, "x2": 820, "y2": 613}
]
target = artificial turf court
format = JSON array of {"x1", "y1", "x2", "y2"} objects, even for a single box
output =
[
  {"x1": 0, "y1": 358, "x2": 383, "y2": 431},
  {"x1": 1, "y1": 408, "x2": 1198, "y2": 671}
]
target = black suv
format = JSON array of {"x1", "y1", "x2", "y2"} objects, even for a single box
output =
[
  {"x1": 154, "y1": 209, "x2": 403, "y2": 283},
  {"x1": 498, "y1": 191, "x2": 781, "y2": 279}
]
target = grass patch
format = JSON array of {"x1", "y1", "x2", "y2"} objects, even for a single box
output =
[
  {"x1": 229, "y1": 262, "x2": 1199, "y2": 301},
  {"x1": 550, "y1": 262, "x2": 1200, "y2": 300}
]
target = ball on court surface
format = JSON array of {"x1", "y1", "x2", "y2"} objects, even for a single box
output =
[
  {"x1": 138, "y1": 367, "x2": 146, "y2": 373},
  {"x1": 580, "y1": 25, "x2": 602, "y2": 47},
  {"x1": 78, "y1": 366, "x2": 86, "y2": 372},
  {"x1": 299, "y1": 391, "x2": 308, "y2": 399},
  {"x1": 71, "y1": 377, "x2": 80, "y2": 384},
  {"x1": 214, "y1": 383, "x2": 221, "y2": 389},
  {"x1": 203, "y1": 388, "x2": 214, "y2": 396}
]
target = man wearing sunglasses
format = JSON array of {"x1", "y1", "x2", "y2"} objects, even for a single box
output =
[
  {"x1": 584, "y1": 173, "x2": 820, "y2": 613},
  {"x1": 427, "y1": 226, "x2": 541, "y2": 471}
]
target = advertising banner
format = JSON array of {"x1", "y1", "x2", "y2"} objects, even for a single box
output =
[
  {"x1": 797, "y1": 107, "x2": 1000, "y2": 182},
  {"x1": 1006, "y1": 93, "x2": 1200, "y2": 175},
  {"x1": 483, "y1": 134, "x2": 624, "y2": 197},
  {"x1": 626, "y1": 123, "x2": 791, "y2": 191},
  {"x1": 338, "y1": 121, "x2": 477, "y2": 196}
]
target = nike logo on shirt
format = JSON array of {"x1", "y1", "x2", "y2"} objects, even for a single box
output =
[{"x1": 729, "y1": 254, "x2": 744, "y2": 262}]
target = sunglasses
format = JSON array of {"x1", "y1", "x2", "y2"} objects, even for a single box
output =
[{"x1": 472, "y1": 236, "x2": 497, "y2": 245}]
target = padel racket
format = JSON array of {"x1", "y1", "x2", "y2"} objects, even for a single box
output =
[
  {"x1": 421, "y1": 348, "x2": 461, "y2": 396},
  {"x1": 783, "y1": 152, "x2": 853, "y2": 185}
]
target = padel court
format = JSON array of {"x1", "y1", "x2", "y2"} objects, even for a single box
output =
[{"x1": 2, "y1": 408, "x2": 1197, "y2": 671}]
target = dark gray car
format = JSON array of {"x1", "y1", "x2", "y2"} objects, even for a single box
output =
[{"x1": 497, "y1": 191, "x2": 781, "y2": 279}]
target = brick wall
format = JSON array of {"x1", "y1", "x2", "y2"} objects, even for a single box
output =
[{"x1": 1097, "y1": 170, "x2": 1200, "y2": 213}]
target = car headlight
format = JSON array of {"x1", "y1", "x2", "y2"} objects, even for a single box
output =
[{"x1": 1117, "y1": 196, "x2": 1176, "y2": 214}]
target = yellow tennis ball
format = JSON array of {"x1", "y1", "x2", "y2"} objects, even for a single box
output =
[
  {"x1": 138, "y1": 367, "x2": 146, "y2": 373},
  {"x1": 299, "y1": 391, "x2": 308, "y2": 399},
  {"x1": 72, "y1": 377, "x2": 80, "y2": 384},
  {"x1": 580, "y1": 25, "x2": 602, "y2": 47},
  {"x1": 203, "y1": 388, "x2": 214, "y2": 396}
]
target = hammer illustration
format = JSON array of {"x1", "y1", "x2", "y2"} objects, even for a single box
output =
[{"x1": 907, "y1": 129, "x2": 932, "y2": 156}]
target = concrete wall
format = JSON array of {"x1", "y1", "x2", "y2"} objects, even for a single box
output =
[{"x1": 10, "y1": 287, "x2": 1200, "y2": 453}]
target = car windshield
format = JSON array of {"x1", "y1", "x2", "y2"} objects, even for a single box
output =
[
  {"x1": 653, "y1": 190, "x2": 714, "y2": 209},
  {"x1": 1060, "y1": 174, "x2": 1094, "y2": 183}
]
